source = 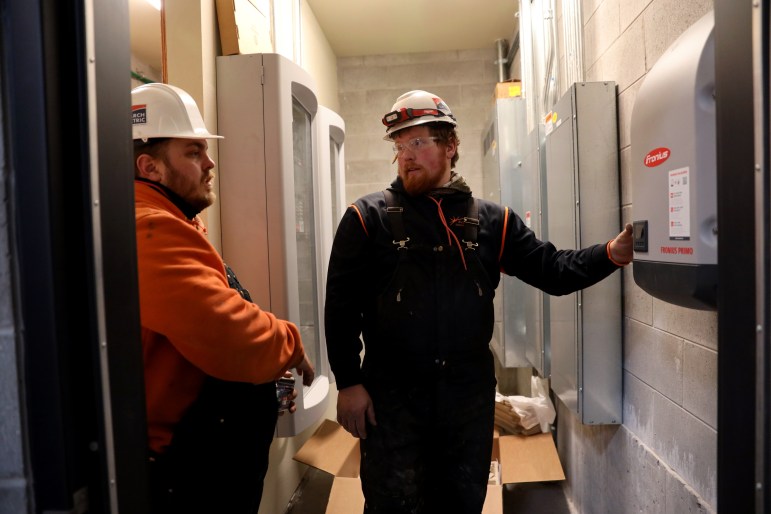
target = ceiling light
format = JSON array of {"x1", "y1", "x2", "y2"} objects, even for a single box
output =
[{"x1": 145, "y1": 0, "x2": 161, "y2": 10}]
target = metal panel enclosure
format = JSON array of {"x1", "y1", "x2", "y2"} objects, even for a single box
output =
[
  {"x1": 544, "y1": 82, "x2": 622, "y2": 424},
  {"x1": 482, "y1": 97, "x2": 535, "y2": 369},
  {"x1": 521, "y1": 125, "x2": 551, "y2": 377}
]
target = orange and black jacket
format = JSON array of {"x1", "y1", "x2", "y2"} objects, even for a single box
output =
[
  {"x1": 324, "y1": 176, "x2": 621, "y2": 390},
  {"x1": 135, "y1": 180, "x2": 305, "y2": 454}
]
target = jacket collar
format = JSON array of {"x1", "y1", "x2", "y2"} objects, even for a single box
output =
[
  {"x1": 135, "y1": 178, "x2": 202, "y2": 220},
  {"x1": 390, "y1": 171, "x2": 472, "y2": 199}
]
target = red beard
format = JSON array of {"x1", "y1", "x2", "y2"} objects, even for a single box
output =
[{"x1": 400, "y1": 167, "x2": 442, "y2": 196}]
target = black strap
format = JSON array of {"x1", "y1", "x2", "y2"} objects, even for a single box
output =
[
  {"x1": 383, "y1": 190, "x2": 479, "y2": 250},
  {"x1": 384, "y1": 190, "x2": 409, "y2": 250},
  {"x1": 462, "y1": 198, "x2": 479, "y2": 250}
]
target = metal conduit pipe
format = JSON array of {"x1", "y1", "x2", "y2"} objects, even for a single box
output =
[
  {"x1": 507, "y1": 31, "x2": 520, "y2": 71},
  {"x1": 495, "y1": 38, "x2": 509, "y2": 82}
]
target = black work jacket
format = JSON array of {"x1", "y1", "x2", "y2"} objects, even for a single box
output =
[{"x1": 324, "y1": 176, "x2": 620, "y2": 389}]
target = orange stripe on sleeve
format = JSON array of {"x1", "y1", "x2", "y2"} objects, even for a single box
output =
[
  {"x1": 350, "y1": 204, "x2": 369, "y2": 236},
  {"x1": 498, "y1": 207, "x2": 509, "y2": 262}
]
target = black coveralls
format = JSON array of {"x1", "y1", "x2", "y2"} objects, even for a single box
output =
[{"x1": 324, "y1": 176, "x2": 620, "y2": 514}]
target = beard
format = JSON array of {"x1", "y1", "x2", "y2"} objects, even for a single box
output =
[
  {"x1": 399, "y1": 166, "x2": 444, "y2": 196},
  {"x1": 162, "y1": 158, "x2": 216, "y2": 213}
]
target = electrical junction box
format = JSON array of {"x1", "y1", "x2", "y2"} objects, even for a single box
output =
[
  {"x1": 482, "y1": 97, "x2": 544, "y2": 371},
  {"x1": 630, "y1": 11, "x2": 717, "y2": 310},
  {"x1": 544, "y1": 81, "x2": 622, "y2": 425}
]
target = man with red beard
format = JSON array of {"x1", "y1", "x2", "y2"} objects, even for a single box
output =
[
  {"x1": 131, "y1": 83, "x2": 314, "y2": 513},
  {"x1": 324, "y1": 90, "x2": 633, "y2": 514}
]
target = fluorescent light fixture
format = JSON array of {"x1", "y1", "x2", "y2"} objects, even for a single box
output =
[{"x1": 145, "y1": 0, "x2": 161, "y2": 10}]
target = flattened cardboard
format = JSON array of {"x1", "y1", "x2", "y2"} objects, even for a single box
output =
[
  {"x1": 499, "y1": 432, "x2": 566, "y2": 483},
  {"x1": 292, "y1": 419, "x2": 360, "y2": 478},
  {"x1": 327, "y1": 477, "x2": 365, "y2": 514},
  {"x1": 482, "y1": 485, "x2": 503, "y2": 514},
  {"x1": 293, "y1": 419, "x2": 564, "y2": 514}
]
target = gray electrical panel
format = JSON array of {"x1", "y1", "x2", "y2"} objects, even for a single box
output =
[
  {"x1": 482, "y1": 97, "x2": 544, "y2": 372},
  {"x1": 520, "y1": 125, "x2": 550, "y2": 378},
  {"x1": 544, "y1": 82, "x2": 622, "y2": 425}
]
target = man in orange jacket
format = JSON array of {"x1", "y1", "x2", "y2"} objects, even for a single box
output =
[{"x1": 132, "y1": 82, "x2": 314, "y2": 514}]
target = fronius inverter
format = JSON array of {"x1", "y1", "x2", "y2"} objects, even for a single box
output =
[{"x1": 630, "y1": 11, "x2": 717, "y2": 310}]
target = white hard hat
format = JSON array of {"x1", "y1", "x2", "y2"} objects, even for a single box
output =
[
  {"x1": 381, "y1": 90, "x2": 457, "y2": 140},
  {"x1": 131, "y1": 83, "x2": 223, "y2": 141}
]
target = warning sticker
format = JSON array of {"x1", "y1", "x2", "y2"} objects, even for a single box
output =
[{"x1": 668, "y1": 167, "x2": 690, "y2": 240}]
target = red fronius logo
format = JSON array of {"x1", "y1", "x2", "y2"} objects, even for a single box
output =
[{"x1": 644, "y1": 147, "x2": 671, "y2": 167}]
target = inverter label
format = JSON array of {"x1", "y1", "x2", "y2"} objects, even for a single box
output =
[{"x1": 668, "y1": 167, "x2": 690, "y2": 240}]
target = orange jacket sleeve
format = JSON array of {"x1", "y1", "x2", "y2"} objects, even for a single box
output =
[{"x1": 135, "y1": 206, "x2": 305, "y2": 383}]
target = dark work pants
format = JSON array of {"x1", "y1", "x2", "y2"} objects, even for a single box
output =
[
  {"x1": 147, "y1": 378, "x2": 279, "y2": 514},
  {"x1": 360, "y1": 354, "x2": 497, "y2": 514}
]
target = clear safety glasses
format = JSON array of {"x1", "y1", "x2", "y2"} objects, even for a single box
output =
[{"x1": 391, "y1": 137, "x2": 441, "y2": 155}]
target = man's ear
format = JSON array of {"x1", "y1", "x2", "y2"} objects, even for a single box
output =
[
  {"x1": 136, "y1": 154, "x2": 162, "y2": 181},
  {"x1": 445, "y1": 139, "x2": 457, "y2": 160}
]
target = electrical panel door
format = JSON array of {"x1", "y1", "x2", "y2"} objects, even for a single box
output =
[{"x1": 544, "y1": 82, "x2": 622, "y2": 425}]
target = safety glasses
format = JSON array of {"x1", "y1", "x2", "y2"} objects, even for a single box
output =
[{"x1": 392, "y1": 137, "x2": 441, "y2": 155}]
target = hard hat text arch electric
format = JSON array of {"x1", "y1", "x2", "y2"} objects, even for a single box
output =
[
  {"x1": 381, "y1": 90, "x2": 456, "y2": 140},
  {"x1": 131, "y1": 83, "x2": 223, "y2": 141}
]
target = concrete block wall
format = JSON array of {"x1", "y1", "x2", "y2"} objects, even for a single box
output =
[
  {"x1": 337, "y1": 49, "x2": 503, "y2": 205},
  {"x1": 554, "y1": 0, "x2": 717, "y2": 512},
  {"x1": 0, "y1": 142, "x2": 28, "y2": 512}
]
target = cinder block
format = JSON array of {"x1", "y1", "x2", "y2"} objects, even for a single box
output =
[
  {"x1": 643, "y1": 0, "x2": 713, "y2": 72},
  {"x1": 582, "y1": 0, "x2": 604, "y2": 25},
  {"x1": 583, "y1": 0, "x2": 620, "y2": 67},
  {"x1": 623, "y1": 370, "x2": 657, "y2": 445},
  {"x1": 344, "y1": 160, "x2": 392, "y2": 186},
  {"x1": 596, "y1": 17, "x2": 646, "y2": 91},
  {"x1": 605, "y1": 431, "x2": 667, "y2": 514},
  {"x1": 620, "y1": 0, "x2": 652, "y2": 32},
  {"x1": 682, "y1": 342, "x2": 717, "y2": 428},
  {"x1": 652, "y1": 392, "x2": 717, "y2": 508},
  {"x1": 665, "y1": 472, "x2": 715, "y2": 514},
  {"x1": 625, "y1": 318, "x2": 684, "y2": 405},
  {"x1": 617, "y1": 76, "x2": 643, "y2": 149},
  {"x1": 652, "y1": 299, "x2": 718, "y2": 351},
  {"x1": 624, "y1": 263, "x2": 654, "y2": 325}
]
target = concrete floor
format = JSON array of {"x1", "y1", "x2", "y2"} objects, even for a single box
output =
[{"x1": 284, "y1": 467, "x2": 572, "y2": 514}]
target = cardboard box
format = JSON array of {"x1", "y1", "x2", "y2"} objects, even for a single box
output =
[
  {"x1": 494, "y1": 80, "x2": 523, "y2": 100},
  {"x1": 293, "y1": 419, "x2": 565, "y2": 514},
  {"x1": 215, "y1": 0, "x2": 272, "y2": 56}
]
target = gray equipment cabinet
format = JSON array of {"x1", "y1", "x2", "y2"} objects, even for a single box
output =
[
  {"x1": 544, "y1": 82, "x2": 622, "y2": 424},
  {"x1": 482, "y1": 97, "x2": 536, "y2": 369}
]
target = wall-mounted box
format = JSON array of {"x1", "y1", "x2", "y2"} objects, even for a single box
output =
[
  {"x1": 482, "y1": 97, "x2": 535, "y2": 369},
  {"x1": 630, "y1": 11, "x2": 717, "y2": 310},
  {"x1": 544, "y1": 82, "x2": 622, "y2": 425},
  {"x1": 493, "y1": 80, "x2": 523, "y2": 101},
  {"x1": 216, "y1": 53, "x2": 330, "y2": 436},
  {"x1": 520, "y1": 125, "x2": 550, "y2": 378}
]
